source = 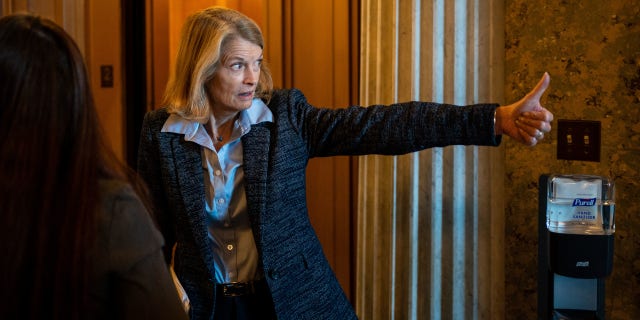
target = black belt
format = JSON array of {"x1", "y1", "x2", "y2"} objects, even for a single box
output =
[
  {"x1": 213, "y1": 278, "x2": 277, "y2": 319},
  {"x1": 217, "y1": 279, "x2": 265, "y2": 297}
]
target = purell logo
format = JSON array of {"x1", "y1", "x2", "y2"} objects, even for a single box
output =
[
  {"x1": 576, "y1": 261, "x2": 590, "y2": 267},
  {"x1": 572, "y1": 198, "x2": 596, "y2": 206}
]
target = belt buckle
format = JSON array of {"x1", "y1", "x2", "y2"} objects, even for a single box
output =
[{"x1": 222, "y1": 282, "x2": 252, "y2": 297}]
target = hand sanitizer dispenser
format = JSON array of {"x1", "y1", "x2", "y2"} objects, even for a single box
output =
[{"x1": 538, "y1": 174, "x2": 615, "y2": 320}]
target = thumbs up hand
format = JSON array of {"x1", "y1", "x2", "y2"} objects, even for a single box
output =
[{"x1": 495, "y1": 72, "x2": 554, "y2": 146}]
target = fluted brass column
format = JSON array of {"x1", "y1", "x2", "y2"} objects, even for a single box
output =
[{"x1": 356, "y1": 0, "x2": 506, "y2": 319}]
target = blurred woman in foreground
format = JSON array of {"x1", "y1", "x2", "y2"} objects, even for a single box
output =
[{"x1": 0, "y1": 13, "x2": 187, "y2": 320}]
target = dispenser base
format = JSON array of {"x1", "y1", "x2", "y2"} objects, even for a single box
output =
[
  {"x1": 548, "y1": 232, "x2": 614, "y2": 278},
  {"x1": 552, "y1": 309, "x2": 601, "y2": 320}
]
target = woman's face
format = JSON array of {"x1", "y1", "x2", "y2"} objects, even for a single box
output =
[{"x1": 207, "y1": 37, "x2": 263, "y2": 116}]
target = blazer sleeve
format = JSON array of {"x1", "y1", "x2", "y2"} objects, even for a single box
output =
[{"x1": 270, "y1": 88, "x2": 501, "y2": 158}]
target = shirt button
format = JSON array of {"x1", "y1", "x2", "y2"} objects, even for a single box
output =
[
  {"x1": 226, "y1": 244, "x2": 234, "y2": 251},
  {"x1": 217, "y1": 198, "x2": 225, "y2": 204},
  {"x1": 214, "y1": 169, "x2": 222, "y2": 176}
]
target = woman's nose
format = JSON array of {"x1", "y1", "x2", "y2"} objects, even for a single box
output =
[{"x1": 244, "y1": 67, "x2": 259, "y2": 85}]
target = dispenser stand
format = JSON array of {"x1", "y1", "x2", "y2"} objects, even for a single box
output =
[{"x1": 537, "y1": 174, "x2": 606, "y2": 320}]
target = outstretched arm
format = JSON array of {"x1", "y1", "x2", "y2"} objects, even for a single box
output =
[{"x1": 495, "y1": 72, "x2": 554, "y2": 146}]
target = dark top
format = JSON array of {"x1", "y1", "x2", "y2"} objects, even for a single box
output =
[
  {"x1": 137, "y1": 88, "x2": 500, "y2": 319},
  {"x1": 88, "y1": 179, "x2": 188, "y2": 320}
]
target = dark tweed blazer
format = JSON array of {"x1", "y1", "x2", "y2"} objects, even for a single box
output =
[{"x1": 137, "y1": 88, "x2": 500, "y2": 320}]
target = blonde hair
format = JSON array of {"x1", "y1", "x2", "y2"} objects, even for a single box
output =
[{"x1": 163, "y1": 7, "x2": 273, "y2": 122}]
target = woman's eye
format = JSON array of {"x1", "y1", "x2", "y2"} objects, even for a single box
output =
[
  {"x1": 250, "y1": 60, "x2": 262, "y2": 72},
  {"x1": 230, "y1": 63, "x2": 243, "y2": 71}
]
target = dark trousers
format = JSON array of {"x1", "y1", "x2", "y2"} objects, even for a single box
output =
[{"x1": 213, "y1": 279, "x2": 277, "y2": 320}]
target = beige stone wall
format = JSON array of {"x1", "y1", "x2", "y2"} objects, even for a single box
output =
[{"x1": 504, "y1": 0, "x2": 640, "y2": 318}]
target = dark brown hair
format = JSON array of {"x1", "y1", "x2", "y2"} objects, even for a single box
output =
[{"x1": 0, "y1": 13, "x2": 148, "y2": 319}]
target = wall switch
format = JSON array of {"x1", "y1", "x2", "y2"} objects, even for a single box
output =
[
  {"x1": 100, "y1": 65, "x2": 114, "y2": 88},
  {"x1": 557, "y1": 119, "x2": 601, "y2": 162}
]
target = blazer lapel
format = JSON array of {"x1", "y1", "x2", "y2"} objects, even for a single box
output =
[
  {"x1": 242, "y1": 123, "x2": 272, "y2": 246},
  {"x1": 169, "y1": 136, "x2": 217, "y2": 277}
]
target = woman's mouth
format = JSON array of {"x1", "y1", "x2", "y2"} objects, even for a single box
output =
[{"x1": 238, "y1": 91, "x2": 254, "y2": 99}]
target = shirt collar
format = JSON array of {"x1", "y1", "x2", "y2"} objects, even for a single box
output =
[
  {"x1": 244, "y1": 98, "x2": 272, "y2": 124},
  {"x1": 161, "y1": 98, "x2": 273, "y2": 149}
]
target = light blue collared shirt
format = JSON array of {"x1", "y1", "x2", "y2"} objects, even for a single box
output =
[{"x1": 161, "y1": 99, "x2": 273, "y2": 283}]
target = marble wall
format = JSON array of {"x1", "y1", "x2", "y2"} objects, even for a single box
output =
[{"x1": 504, "y1": 0, "x2": 640, "y2": 318}]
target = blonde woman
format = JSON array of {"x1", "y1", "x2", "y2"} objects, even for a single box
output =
[{"x1": 138, "y1": 7, "x2": 552, "y2": 320}]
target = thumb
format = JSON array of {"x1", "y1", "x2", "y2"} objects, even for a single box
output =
[{"x1": 527, "y1": 72, "x2": 551, "y2": 102}]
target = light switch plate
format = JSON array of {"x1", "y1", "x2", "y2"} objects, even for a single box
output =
[{"x1": 556, "y1": 119, "x2": 601, "y2": 162}]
